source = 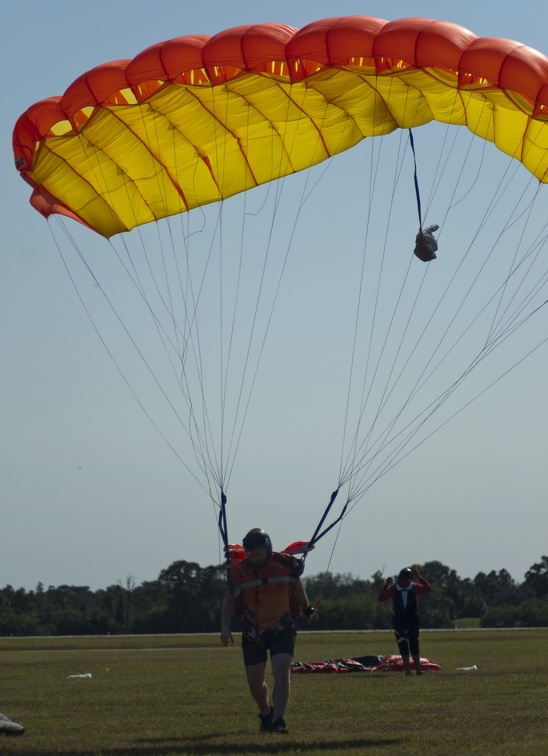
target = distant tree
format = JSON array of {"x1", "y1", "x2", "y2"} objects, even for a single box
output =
[
  {"x1": 481, "y1": 597, "x2": 548, "y2": 628},
  {"x1": 153, "y1": 560, "x2": 225, "y2": 632},
  {"x1": 415, "y1": 560, "x2": 457, "y2": 626},
  {"x1": 302, "y1": 571, "x2": 393, "y2": 630},
  {"x1": 473, "y1": 569, "x2": 530, "y2": 607},
  {"x1": 4, "y1": 554, "x2": 548, "y2": 635},
  {"x1": 524, "y1": 556, "x2": 548, "y2": 599},
  {"x1": 303, "y1": 572, "x2": 369, "y2": 601},
  {"x1": 457, "y1": 578, "x2": 487, "y2": 618},
  {"x1": 420, "y1": 560, "x2": 461, "y2": 598},
  {"x1": 97, "y1": 575, "x2": 137, "y2": 630},
  {"x1": 46, "y1": 585, "x2": 95, "y2": 611},
  {"x1": 130, "y1": 579, "x2": 168, "y2": 633},
  {"x1": 369, "y1": 570, "x2": 386, "y2": 593}
]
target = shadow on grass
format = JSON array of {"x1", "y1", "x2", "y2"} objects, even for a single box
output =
[
  {"x1": 148, "y1": 735, "x2": 402, "y2": 754},
  {"x1": 8, "y1": 736, "x2": 403, "y2": 755},
  {"x1": 136, "y1": 737, "x2": 403, "y2": 754}
]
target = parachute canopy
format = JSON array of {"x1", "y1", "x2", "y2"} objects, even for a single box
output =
[
  {"x1": 13, "y1": 15, "x2": 548, "y2": 238},
  {"x1": 11, "y1": 16, "x2": 548, "y2": 555}
]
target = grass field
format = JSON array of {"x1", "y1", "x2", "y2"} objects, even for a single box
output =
[{"x1": 1, "y1": 629, "x2": 547, "y2": 755}]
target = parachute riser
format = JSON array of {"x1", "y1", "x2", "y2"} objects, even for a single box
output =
[
  {"x1": 217, "y1": 489, "x2": 230, "y2": 573},
  {"x1": 307, "y1": 488, "x2": 348, "y2": 553}
]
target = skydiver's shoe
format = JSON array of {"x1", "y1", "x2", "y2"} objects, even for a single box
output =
[
  {"x1": 258, "y1": 706, "x2": 273, "y2": 733},
  {"x1": 271, "y1": 717, "x2": 289, "y2": 734},
  {"x1": 0, "y1": 713, "x2": 25, "y2": 736}
]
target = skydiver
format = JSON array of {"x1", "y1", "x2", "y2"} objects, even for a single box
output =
[
  {"x1": 378, "y1": 565, "x2": 432, "y2": 675},
  {"x1": 221, "y1": 528, "x2": 316, "y2": 734}
]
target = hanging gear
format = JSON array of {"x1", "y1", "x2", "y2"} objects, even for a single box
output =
[
  {"x1": 414, "y1": 224, "x2": 439, "y2": 262},
  {"x1": 409, "y1": 129, "x2": 439, "y2": 262}
]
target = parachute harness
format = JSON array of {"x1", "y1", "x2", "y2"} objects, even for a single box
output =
[{"x1": 220, "y1": 486, "x2": 346, "y2": 622}]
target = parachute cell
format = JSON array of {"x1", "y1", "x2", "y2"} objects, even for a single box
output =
[{"x1": 13, "y1": 16, "x2": 548, "y2": 237}]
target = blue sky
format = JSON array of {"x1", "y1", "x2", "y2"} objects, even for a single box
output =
[{"x1": 2, "y1": 0, "x2": 548, "y2": 592}]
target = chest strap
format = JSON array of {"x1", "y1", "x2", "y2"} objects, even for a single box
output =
[{"x1": 232, "y1": 575, "x2": 296, "y2": 598}]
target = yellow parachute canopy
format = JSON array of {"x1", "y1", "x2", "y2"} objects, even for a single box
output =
[{"x1": 13, "y1": 15, "x2": 548, "y2": 238}]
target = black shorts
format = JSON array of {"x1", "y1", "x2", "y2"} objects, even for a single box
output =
[
  {"x1": 393, "y1": 614, "x2": 420, "y2": 655},
  {"x1": 242, "y1": 623, "x2": 297, "y2": 666}
]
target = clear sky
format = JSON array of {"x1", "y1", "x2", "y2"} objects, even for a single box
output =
[{"x1": 2, "y1": 0, "x2": 548, "y2": 593}]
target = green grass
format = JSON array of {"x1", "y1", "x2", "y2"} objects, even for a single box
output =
[
  {"x1": 1, "y1": 629, "x2": 548, "y2": 755},
  {"x1": 452, "y1": 617, "x2": 481, "y2": 629}
]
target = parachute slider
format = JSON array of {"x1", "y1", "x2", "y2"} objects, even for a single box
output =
[{"x1": 414, "y1": 224, "x2": 439, "y2": 262}]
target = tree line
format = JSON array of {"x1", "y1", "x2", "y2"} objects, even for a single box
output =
[{"x1": 1, "y1": 556, "x2": 548, "y2": 636}]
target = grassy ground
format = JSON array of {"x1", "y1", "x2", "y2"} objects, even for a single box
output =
[
  {"x1": 1, "y1": 629, "x2": 547, "y2": 755},
  {"x1": 452, "y1": 617, "x2": 481, "y2": 629}
]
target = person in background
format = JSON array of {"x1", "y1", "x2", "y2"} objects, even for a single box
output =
[
  {"x1": 378, "y1": 565, "x2": 432, "y2": 675},
  {"x1": 221, "y1": 528, "x2": 316, "y2": 734}
]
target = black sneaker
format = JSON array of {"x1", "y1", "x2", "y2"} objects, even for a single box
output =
[
  {"x1": 271, "y1": 717, "x2": 288, "y2": 734},
  {"x1": 258, "y1": 706, "x2": 273, "y2": 733}
]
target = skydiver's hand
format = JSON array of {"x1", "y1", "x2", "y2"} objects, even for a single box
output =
[
  {"x1": 221, "y1": 630, "x2": 234, "y2": 647},
  {"x1": 303, "y1": 606, "x2": 318, "y2": 622}
]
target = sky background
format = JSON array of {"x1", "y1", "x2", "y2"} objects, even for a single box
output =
[{"x1": 2, "y1": 0, "x2": 548, "y2": 594}]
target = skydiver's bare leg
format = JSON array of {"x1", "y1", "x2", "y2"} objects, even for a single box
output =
[
  {"x1": 245, "y1": 661, "x2": 270, "y2": 715},
  {"x1": 271, "y1": 652, "x2": 292, "y2": 719}
]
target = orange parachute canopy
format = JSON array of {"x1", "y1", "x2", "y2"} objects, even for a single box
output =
[{"x1": 13, "y1": 15, "x2": 548, "y2": 238}]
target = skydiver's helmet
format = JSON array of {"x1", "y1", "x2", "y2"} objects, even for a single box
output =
[
  {"x1": 398, "y1": 567, "x2": 413, "y2": 582},
  {"x1": 243, "y1": 528, "x2": 273, "y2": 567}
]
